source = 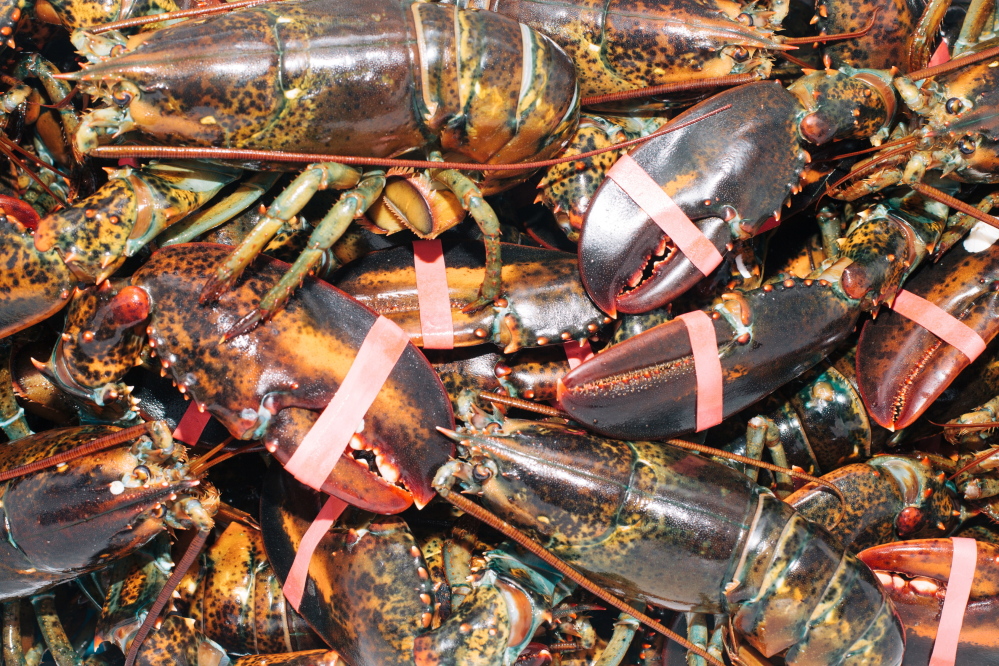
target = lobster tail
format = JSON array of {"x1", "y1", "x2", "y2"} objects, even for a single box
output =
[{"x1": 729, "y1": 495, "x2": 904, "y2": 665}]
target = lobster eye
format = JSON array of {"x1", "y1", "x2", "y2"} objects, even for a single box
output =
[
  {"x1": 132, "y1": 465, "x2": 151, "y2": 482},
  {"x1": 736, "y1": 12, "x2": 753, "y2": 25},
  {"x1": 111, "y1": 85, "x2": 133, "y2": 106},
  {"x1": 150, "y1": 503, "x2": 166, "y2": 519},
  {"x1": 959, "y1": 135, "x2": 977, "y2": 154},
  {"x1": 945, "y1": 97, "x2": 963, "y2": 114},
  {"x1": 731, "y1": 47, "x2": 750, "y2": 62},
  {"x1": 472, "y1": 464, "x2": 493, "y2": 482}
]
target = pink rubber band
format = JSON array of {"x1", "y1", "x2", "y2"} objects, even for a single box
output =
[
  {"x1": 929, "y1": 40, "x2": 951, "y2": 67},
  {"x1": 890, "y1": 290, "x2": 987, "y2": 363},
  {"x1": 284, "y1": 316, "x2": 411, "y2": 490},
  {"x1": 172, "y1": 403, "x2": 212, "y2": 445},
  {"x1": 563, "y1": 340, "x2": 594, "y2": 369},
  {"x1": 282, "y1": 495, "x2": 348, "y2": 611},
  {"x1": 676, "y1": 311, "x2": 724, "y2": 431},
  {"x1": 607, "y1": 154, "x2": 724, "y2": 277},
  {"x1": 412, "y1": 239, "x2": 454, "y2": 349},
  {"x1": 929, "y1": 537, "x2": 978, "y2": 666}
]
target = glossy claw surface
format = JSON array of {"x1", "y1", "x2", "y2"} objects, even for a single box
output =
[
  {"x1": 559, "y1": 278, "x2": 857, "y2": 440},
  {"x1": 578, "y1": 82, "x2": 805, "y2": 316},
  {"x1": 132, "y1": 244, "x2": 454, "y2": 513},
  {"x1": 857, "y1": 241, "x2": 999, "y2": 430}
]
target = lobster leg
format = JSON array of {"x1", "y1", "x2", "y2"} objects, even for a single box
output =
[
  {"x1": 30, "y1": 594, "x2": 80, "y2": 666},
  {"x1": 200, "y1": 163, "x2": 362, "y2": 304},
  {"x1": 228, "y1": 170, "x2": 388, "y2": 337},
  {"x1": 430, "y1": 165, "x2": 503, "y2": 311}
]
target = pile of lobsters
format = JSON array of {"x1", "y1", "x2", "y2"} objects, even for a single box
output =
[{"x1": 0, "y1": 0, "x2": 997, "y2": 663}]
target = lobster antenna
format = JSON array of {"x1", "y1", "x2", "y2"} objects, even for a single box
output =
[
  {"x1": 826, "y1": 141, "x2": 917, "y2": 194},
  {"x1": 911, "y1": 182, "x2": 999, "y2": 229},
  {"x1": 186, "y1": 436, "x2": 233, "y2": 476},
  {"x1": 87, "y1": 104, "x2": 733, "y2": 169},
  {"x1": 664, "y1": 439, "x2": 848, "y2": 529},
  {"x1": 0, "y1": 422, "x2": 152, "y2": 482},
  {"x1": 190, "y1": 440, "x2": 264, "y2": 476},
  {"x1": 123, "y1": 527, "x2": 211, "y2": 666},
  {"x1": 579, "y1": 74, "x2": 761, "y2": 107},
  {"x1": 86, "y1": 0, "x2": 274, "y2": 33},
  {"x1": 908, "y1": 44, "x2": 999, "y2": 80},
  {"x1": 436, "y1": 488, "x2": 725, "y2": 666},
  {"x1": 823, "y1": 136, "x2": 918, "y2": 162},
  {"x1": 946, "y1": 447, "x2": 999, "y2": 480},
  {"x1": 781, "y1": 8, "x2": 881, "y2": 45},
  {"x1": 478, "y1": 391, "x2": 569, "y2": 419},
  {"x1": 0, "y1": 136, "x2": 69, "y2": 207}
]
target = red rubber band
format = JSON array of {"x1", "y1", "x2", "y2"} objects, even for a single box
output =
[
  {"x1": 928, "y1": 40, "x2": 951, "y2": 67},
  {"x1": 929, "y1": 537, "x2": 978, "y2": 666},
  {"x1": 282, "y1": 495, "x2": 348, "y2": 611},
  {"x1": 563, "y1": 340, "x2": 594, "y2": 369},
  {"x1": 171, "y1": 402, "x2": 212, "y2": 445},
  {"x1": 890, "y1": 290, "x2": 986, "y2": 363},
  {"x1": 284, "y1": 316, "x2": 411, "y2": 490},
  {"x1": 607, "y1": 154, "x2": 725, "y2": 277},
  {"x1": 677, "y1": 311, "x2": 724, "y2": 431},
  {"x1": 413, "y1": 239, "x2": 454, "y2": 349}
]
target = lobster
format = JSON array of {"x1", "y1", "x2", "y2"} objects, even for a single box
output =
[
  {"x1": 67, "y1": 0, "x2": 580, "y2": 330},
  {"x1": 576, "y1": 68, "x2": 897, "y2": 316},
  {"x1": 0, "y1": 160, "x2": 242, "y2": 339},
  {"x1": 259, "y1": 463, "x2": 570, "y2": 666},
  {"x1": 432, "y1": 417, "x2": 905, "y2": 665},
  {"x1": 832, "y1": 38, "x2": 999, "y2": 200},
  {"x1": 40, "y1": 242, "x2": 455, "y2": 514},
  {"x1": 331, "y1": 241, "x2": 611, "y2": 353},
  {"x1": 859, "y1": 538, "x2": 999, "y2": 665},
  {"x1": 558, "y1": 190, "x2": 948, "y2": 440}
]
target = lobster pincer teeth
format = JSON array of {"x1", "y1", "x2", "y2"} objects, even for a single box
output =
[
  {"x1": 856, "y1": 240, "x2": 999, "y2": 430},
  {"x1": 579, "y1": 212, "x2": 730, "y2": 316},
  {"x1": 559, "y1": 278, "x2": 860, "y2": 440}
]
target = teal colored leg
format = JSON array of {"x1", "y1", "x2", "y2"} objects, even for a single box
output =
[
  {"x1": 747, "y1": 416, "x2": 794, "y2": 497},
  {"x1": 593, "y1": 611, "x2": 642, "y2": 666},
  {"x1": 685, "y1": 613, "x2": 708, "y2": 666},
  {"x1": 224, "y1": 170, "x2": 385, "y2": 339},
  {"x1": 3, "y1": 601, "x2": 26, "y2": 666},
  {"x1": 30, "y1": 594, "x2": 81, "y2": 666},
  {"x1": 0, "y1": 341, "x2": 30, "y2": 441},
  {"x1": 159, "y1": 171, "x2": 282, "y2": 246},
  {"x1": 200, "y1": 163, "x2": 360, "y2": 304}
]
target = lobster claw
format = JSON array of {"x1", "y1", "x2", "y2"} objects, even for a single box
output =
[
  {"x1": 130, "y1": 244, "x2": 455, "y2": 514},
  {"x1": 578, "y1": 82, "x2": 806, "y2": 316},
  {"x1": 558, "y1": 278, "x2": 858, "y2": 440},
  {"x1": 856, "y1": 239, "x2": 999, "y2": 430},
  {"x1": 858, "y1": 539, "x2": 999, "y2": 664}
]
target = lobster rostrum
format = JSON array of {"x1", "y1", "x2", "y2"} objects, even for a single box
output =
[
  {"x1": 0, "y1": 421, "x2": 216, "y2": 600},
  {"x1": 859, "y1": 538, "x2": 999, "y2": 665},
  {"x1": 559, "y1": 190, "x2": 948, "y2": 441},
  {"x1": 578, "y1": 66, "x2": 897, "y2": 316},
  {"x1": 45, "y1": 242, "x2": 455, "y2": 514},
  {"x1": 433, "y1": 417, "x2": 905, "y2": 664},
  {"x1": 68, "y1": 0, "x2": 580, "y2": 325},
  {"x1": 332, "y1": 241, "x2": 611, "y2": 354}
]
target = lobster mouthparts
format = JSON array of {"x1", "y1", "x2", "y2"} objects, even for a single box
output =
[
  {"x1": 132, "y1": 244, "x2": 455, "y2": 514},
  {"x1": 578, "y1": 82, "x2": 805, "y2": 316},
  {"x1": 856, "y1": 239, "x2": 999, "y2": 430}
]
